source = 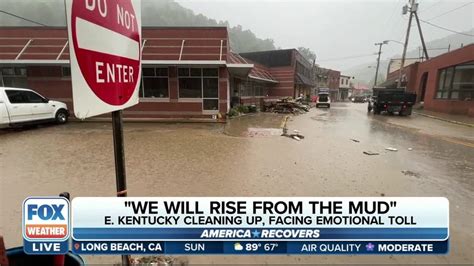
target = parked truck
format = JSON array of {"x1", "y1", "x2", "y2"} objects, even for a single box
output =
[
  {"x1": 367, "y1": 87, "x2": 416, "y2": 116},
  {"x1": 0, "y1": 87, "x2": 69, "y2": 128}
]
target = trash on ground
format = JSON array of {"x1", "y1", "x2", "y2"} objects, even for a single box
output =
[
  {"x1": 402, "y1": 170, "x2": 421, "y2": 178},
  {"x1": 363, "y1": 151, "x2": 379, "y2": 155},
  {"x1": 385, "y1": 147, "x2": 398, "y2": 151},
  {"x1": 350, "y1": 138, "x2": 360, "y2": 143},
  {"x1": 263, "y1": 97, "x2": 310, "y2": 114},
  {"x1": 281, "y1": 129, "x2": 305, "y2": 141},
  {"x1": 408, "y1": 148, "x2": 413, "y2": 151}
]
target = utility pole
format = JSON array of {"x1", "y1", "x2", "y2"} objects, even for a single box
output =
[
  {"x1": 398, "y1": 0, "x2": 414, "y2": 88},
  {"x1": 374, "y1": 41, "x2": 388, "y2": 87},
  {"x1": 398, "y1": 0, "x2": 428, "y2": 88},
  {"x1": 414, "y1": 11, "x2": 429, "y2": 60}
]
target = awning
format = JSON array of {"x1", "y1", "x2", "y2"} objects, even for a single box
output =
[
  {"x1": 226, "y1": 52, "x2": 253, "y2": 76},
  {"x1": 248, "y1": 65, "x2": 278, "y2": 83}
]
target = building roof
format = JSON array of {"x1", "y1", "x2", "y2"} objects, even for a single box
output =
[
  {"x1": 248, "y1": 62, "x2": 278, "y2": 83},
  {"x1": 240, "y1": 49, "x2": 293, "y2": 67},
  {"x1": 0, "y1": 27, "x2": 229, "y2": 63},
  {"x1": 227, "y1": 52, "x2": 250, "y2": 64},
  {"x1": 227, "y1": 52, "x2": 278, "y2": 83}
]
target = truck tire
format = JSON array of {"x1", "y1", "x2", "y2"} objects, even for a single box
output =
[
  {"x1": 55, "y1": 109, "x2": 68, "y2": 124},
  {"x1": 399, "y1": 108, "x2": 412, "y2": 116}
]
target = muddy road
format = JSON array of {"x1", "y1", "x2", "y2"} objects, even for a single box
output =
[{"x1": 1, "y1": 103, "x2": 473, "y2": 265}]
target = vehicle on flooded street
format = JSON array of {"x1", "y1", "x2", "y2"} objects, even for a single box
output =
[
  {"x1": 316, "y1": 92, "x2": 331, "y2": 108},
  {"x1": 351, "y1": 95, "x2": 367, "y2": 103},
  {"x1": 368, "y1": 87, "x2": 416, "y2": 116},
  {"x1": 0, "y1": 87, "x2": 69, "y2": 128}
]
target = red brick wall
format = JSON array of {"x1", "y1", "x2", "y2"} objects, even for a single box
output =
[
  {"x1": 269, "y1": 66, "x2": 294, "y2": 97},
  {"x1": 386, "y1": 62, "x2": 419, "y2": 92},
  {"x1": 414, "y1": 44, "x2": 474, "y2": 115},
  {"x1": 26, "y1": 66, "x2": 74, "y2": 110},
  {"x1": 23, "y1": 65, "x2": 230, "y2": 119}
]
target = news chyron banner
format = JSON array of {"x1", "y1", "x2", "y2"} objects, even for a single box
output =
[{"x1": 23, "y1": 197, "x2": 449, "y2": 255}]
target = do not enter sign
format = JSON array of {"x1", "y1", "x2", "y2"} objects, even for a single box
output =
[{"x1": 66, "y1": 0, "x2": 141, "y2": 119}]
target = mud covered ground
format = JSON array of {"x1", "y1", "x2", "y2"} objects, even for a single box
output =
[{"x1": 1, "y1": 103, "x2": 473, "y2": 265}]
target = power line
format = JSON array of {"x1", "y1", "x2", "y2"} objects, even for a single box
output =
[
  {"x1": 426, "y1": 2, "x2": 474, "y2": 21},
  {"x1": 419, "y1": 19, "x2": 474, "y2": 37},
  {"x1": 318, "y1": 54, "x2": 375, "y2": 62},
  {"x1": 0, "y1": 9, "x2": 48, "y2": 27},
  {"x1": 419, "y1": 0, "x2": 443, "y2": 14}
]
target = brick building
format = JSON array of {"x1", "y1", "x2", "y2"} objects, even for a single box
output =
[
  {"x1": 239, "y1": 49, "x2": 314, "y2": 99},
  {"x1": 0, "y1": 27, "x2": 316, "y2": 119},
  {"x1": 0, "y1": 27, "x2": 232, "y2": 119},
  {"x1": 382, "y1": 44, "x2": 474, "y2": 116},
  {"x1": 313, "y1": 67, "x2": 340, "y2": 101},
  {"x1": 227, "y1": 52, "x2": 278, "y2": 108}
]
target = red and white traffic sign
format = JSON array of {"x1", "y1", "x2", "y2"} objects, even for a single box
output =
[{"x1": 66, "y1": 0, "x2": 141, "y2": 119}]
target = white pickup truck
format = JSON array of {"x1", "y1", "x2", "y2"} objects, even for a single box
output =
[{"x1": 0, "y1": 87, "x2": 69, "y2": 128}]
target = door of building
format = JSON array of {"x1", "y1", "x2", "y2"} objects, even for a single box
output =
[{"x1": 420, "y1": 72, "x2": 428, "y2": 102}]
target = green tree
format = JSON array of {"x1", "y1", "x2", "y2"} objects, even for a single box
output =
[{"x1": 298, "y1": 47, "x2": 316, "y2": 63}]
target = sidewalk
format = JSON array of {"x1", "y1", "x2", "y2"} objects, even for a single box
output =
[{"x1": 414, "y1": 109, "x2": 474, "y2": 128}]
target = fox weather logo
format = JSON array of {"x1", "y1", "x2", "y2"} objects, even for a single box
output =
[{"x1": 22, "y1": 197, "x2": 70, "y2": 241}]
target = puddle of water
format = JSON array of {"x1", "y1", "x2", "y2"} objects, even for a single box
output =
[
  {"x1": 245, "y1": 127, "x2": 283, "y2": 137},
  {"x1": 224, "y1": 113, "x2": 286, "y2": 137}
]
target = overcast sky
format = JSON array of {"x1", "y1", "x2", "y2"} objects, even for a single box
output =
[{"x1": 176, "y1": 0, "x2": 474, "y2": 70}]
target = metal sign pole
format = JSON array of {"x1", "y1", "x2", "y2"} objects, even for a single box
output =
[{"x1": 111, "y1": 110, "x2": 130, "y2": 266}]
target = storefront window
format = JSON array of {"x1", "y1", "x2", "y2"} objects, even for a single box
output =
[
  {"x1": 239, "y1": 80, "x2": 268, "y2": 97},
  {"x1": 0, "y1": 67, "x2": 28, "y2": 87},
  {"x1": 179, "y1": 78, "x2": 201, "y2": 98},
  {"x1": 203, "y1": 78, "x2": 218, "y2": 98},
  {"x1": 435, "y1": 62, "x2": 474, "y2": 100},
  {"x1": 452, "y1": 64, "x2": 474, "y2": 100},
  {"x1": 62, "y1": 67, "x2": 71, "y2": 77},
  {"x1": 178, "y1": 67, "x2": 219, "y2": 101},
  {"x1": 141, "y1": 67, "x2": 168, "y2": 98}
]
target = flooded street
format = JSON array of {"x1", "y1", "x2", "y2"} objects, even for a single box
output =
[{"x1": 1, "y1": 103, "x2": 473, "y2": 265}]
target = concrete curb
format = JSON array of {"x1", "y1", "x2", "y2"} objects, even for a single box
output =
[
  {"x1": 414, "y1": 112, "x2": 474, "y2": 128},
  {"x1": 70, "y1": 117, "x2": 226, "y2": 123}
]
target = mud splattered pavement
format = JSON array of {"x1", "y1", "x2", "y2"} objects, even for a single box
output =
[{"x1": 0, "y1": 103, "x2": 473, "y2": 265}]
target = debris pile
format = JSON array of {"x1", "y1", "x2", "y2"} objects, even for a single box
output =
[{"x1": 264, "y1": 98, "x2": 310, "y2": 114}]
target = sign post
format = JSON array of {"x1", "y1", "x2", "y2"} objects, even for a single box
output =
[
  {"x1": 112, "y1": 110, "x2": 127, "y2": 198},
  {"x1": 66, "y1": 0, "x2": 141, "y2": 264}
]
